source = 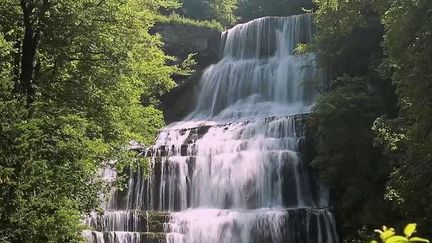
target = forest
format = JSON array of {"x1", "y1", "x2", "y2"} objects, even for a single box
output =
[{"x1": 0, "y1": 0, "x2": 431, "y2": 242}]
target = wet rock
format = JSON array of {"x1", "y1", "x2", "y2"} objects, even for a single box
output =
[
  {"x1": 86, "y1": 210, "x2": 169, "y2": 233},
  {"x1": 139, "y1": 232, "x2": 166, "y2": 243}
]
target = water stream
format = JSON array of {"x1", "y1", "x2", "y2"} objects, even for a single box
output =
[{"x1": 85, "y1": 14, "x2": 339, "y2": 243}]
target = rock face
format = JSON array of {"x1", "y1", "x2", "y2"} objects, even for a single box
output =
[
  {"x1": 152, "y1": 23, "x2": 221, "y2": 68},
  {"x1": 152, "y1": 23, "x2": 222, "y2": 123},
  {"x1": 158, "y1": 70, "x2": 202, "y2": 123}
]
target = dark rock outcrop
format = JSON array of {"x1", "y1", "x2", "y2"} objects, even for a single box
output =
[
  {"x1": 151, "y1": 23, "x2": 222, "y2": 123},
  {"x1": 159, "y1": 70, "x2": 202, "y2": 123},
  {"x1": 152, "y1": 23, "x2": 221, "y2": 68}
]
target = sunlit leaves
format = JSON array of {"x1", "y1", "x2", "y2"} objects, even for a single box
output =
[
  {"x1": 293, "y1": 43, "x2": 313, "y2": 56},
  {"x1": 372, "y1": 117, "x2": 406, "y2": 152},
  {"x1": 0, "y1": 0, "x2": 181, "y2": 241},
  {"x1": 375, "y1": 226, "x2": 396, "y2": 241},
  {"x1": 372, "y1": 224, "x2": 429, "y2": 243},
  {"x1": 182, "y1": 0, "x2": 238, "y2": 26},
  {"x1": 404, "y1": 224, "x2": 417, "y2": 238},
  {"x1": 380, "y1": 0, "x2": 432, "y2": 228}
]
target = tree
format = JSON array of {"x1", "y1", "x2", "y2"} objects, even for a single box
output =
[
  {"x1": 379, "y1": 0, "x2": 432, "y2": 231},
  {"x1": 312, "y1": 0, "x2": 432, "y2": 239},
  {"x1": 0, "y1": 0, "x2": 183, "y2": 241},
  {"x1": 310, "y1": 75, "x2": 396, "y2": 239},
  {"x1": 236, "y1": 0, "x2": 314, "y2": 22},
  {"x1": 310, "y1": 0, "x2": 399, "y2": 239},
  {"x1": 182, "y1": 0, "x2": 238, "y2": 26}
]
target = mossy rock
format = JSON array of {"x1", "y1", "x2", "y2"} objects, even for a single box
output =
[{"x1": 139, "y1": 232, "x2": 166, "y2": 243}]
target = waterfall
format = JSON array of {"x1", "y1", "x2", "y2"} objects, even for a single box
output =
[
  {"x1": 182, "y1": 15, "x2": 317, "y2": 124},
  {"x1": 85, "y1": 14, "x2": 339, "y2": 243}
]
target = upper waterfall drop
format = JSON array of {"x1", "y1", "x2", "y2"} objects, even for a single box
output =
[{"x1": 183, "y1": 14, "x2": 319, "y2": 124}]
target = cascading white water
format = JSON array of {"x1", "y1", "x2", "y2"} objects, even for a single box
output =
[
  {"x1": 159, "y1": 14, "x2": 337, "y2": 243},
  {"x1": 182, "y1": 15, "x2": 317, "y2": 124},
  {"x1": 84, "y1": 14, "x2": 338, "y2": 243},
  {"x1": 161, "y1": 116, "x2": 338, "y2": 243}
]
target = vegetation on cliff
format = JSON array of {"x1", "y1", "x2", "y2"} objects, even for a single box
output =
[
  {"x1": 236, "y1": 0, "x2": 314, "y2": 21},
  {"x1": 176, "y1": 0, "x2": 315, "y2": 26},
  {"x1": 179, "y1": 0, "x2": 239, "y2": 26}
]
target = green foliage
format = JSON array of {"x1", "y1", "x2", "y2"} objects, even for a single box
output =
[
  {"x1": 236, "y1": 0, "x2": 314, "y2": 22},
  {"x1": 0, "y1": 0, "x2": 183, "y2": 241},
  {"x1": 181, "y1": 0, "x2": 239, "y2": 26},
  {"x1": 313, "y1": 0, "x2": 385, "y2": 76},
  {"x1": 179, "y1": 53, "x2": 199, "y2": 76},
  {"x1": 293, "y1": 43, "x2": 313, "y2": 56},
  {"x1": 371, "y1": 224, "x2": 429, "y2": 243},
  {"x1": 1, "y1": 114, "x2": 107, "y2": 242},
  {"x1": 310, "y1": 75, "x2": 394, "y2": 236},
  {"x1": 372, "y1": 117, "x2": 405, "y2": 153},
  {"x1": 156, "y1": 13, "x2": 224, "y2": 31},
  {"x1": 312, "y1": 0, "x2": 432, "y2": 240},
  {"x1": 179, "y1": 0, "x2": 315, "y2": 27},
  {"x1": 174, "y1": 0, "x2": 316, "y2": 28},
  {"x1": 379, "y1": 0, "x2": 432, "y2": 229},
  {"x1": 207, "y1": 0, "x2": 239, "y2": 26},
  {"x1": 310, "y1": 0, "x2": 400, "y2": 239}
]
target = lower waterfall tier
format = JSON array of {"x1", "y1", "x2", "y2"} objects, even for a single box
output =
[
  {"x1": 84, "y1": 208, "x2": 338, "y2": 243},
  {"x1": 167, "y1": 208, "x2": 337, "y2": 243},
  {"x1": 83, "y1": 231, "x2": 165, "y2": 243},
  {"x1": 84, "y1": 115, "x2": 339, "y2": 243},
  {"x1": 108, "y1": 116, "x2": 328, "y2": 212},
  {"x1": 85, "y1": 210, "x2": 168, "y2": 233}
]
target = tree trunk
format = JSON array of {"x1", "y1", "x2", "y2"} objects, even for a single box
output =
[{"x1": 19, "y1": 0, "x2": 41, "y2": 106}]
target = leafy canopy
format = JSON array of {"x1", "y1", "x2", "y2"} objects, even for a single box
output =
[{"x1": 0, "y1": 0, "x2": 186, "y2": 241}]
